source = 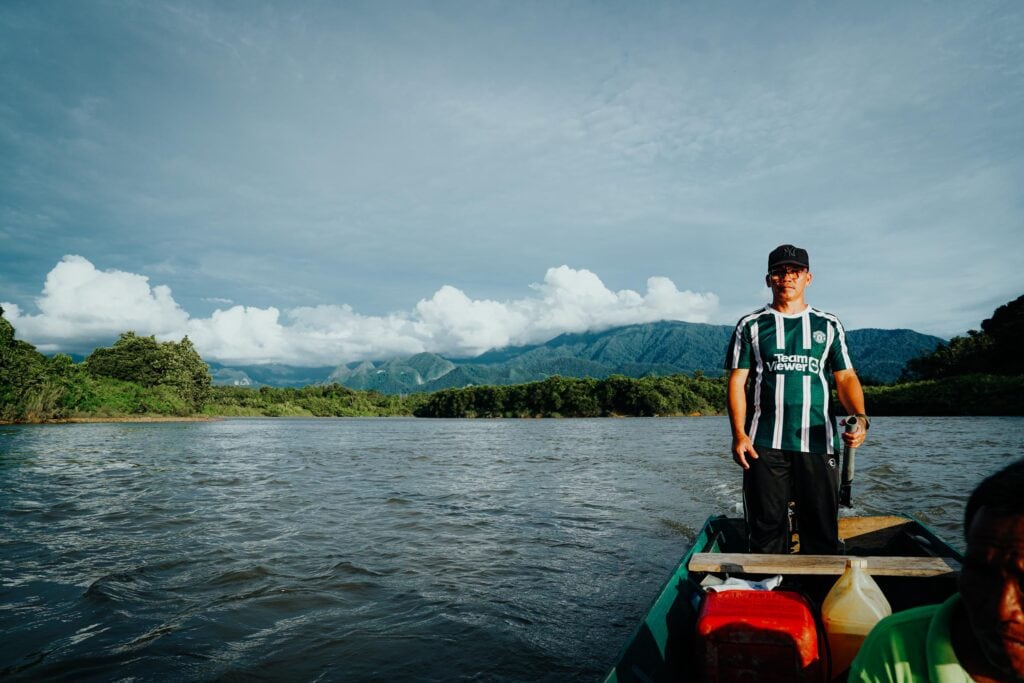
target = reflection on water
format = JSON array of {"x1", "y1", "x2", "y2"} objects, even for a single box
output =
[{"x1": 1, "y1": 416, "x2": 1021, "y2": 681}]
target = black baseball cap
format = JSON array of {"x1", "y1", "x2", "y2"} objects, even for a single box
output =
[{"x1": 768, "y1": 244, "x2": 809, "y2": 271}]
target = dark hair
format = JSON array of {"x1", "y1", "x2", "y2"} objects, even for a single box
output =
[{"x1": 963, "y1": 458, "x2": 1024, "y2": 540}]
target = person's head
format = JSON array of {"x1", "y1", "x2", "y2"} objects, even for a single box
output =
[
  {"x1": 765, "y1": 244, "x2": 812, "y2": 303},
  {"x1": 960, "y1": 458, "x2": 1024, "y2": 680}
]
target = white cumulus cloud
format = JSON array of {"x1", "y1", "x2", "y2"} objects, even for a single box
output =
[
  {"x1": 3, "y1": 256, "x2": 718, "y2": 364},
  {"x1": 3, "y1": 255, "x2": 190, "y2": 352}
]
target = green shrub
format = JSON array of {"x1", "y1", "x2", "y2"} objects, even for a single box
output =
[
  {"x1": 85, "y1": 332, "x2": 211, "y2": 410},
  {"x1": 415, "y1": 373, "x2": 728, "y2": 418},
  {"x1": 865, "y1": 374, "x2": 1024, "y2": 416}
]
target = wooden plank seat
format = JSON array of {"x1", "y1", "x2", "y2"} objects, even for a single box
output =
[{"x1": 688, "y1": 552, "x2": 961, "y2": 577}]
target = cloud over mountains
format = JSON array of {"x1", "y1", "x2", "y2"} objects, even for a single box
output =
[{"x1": 3, "y1": 256, "x2": 718, "y2": 365}]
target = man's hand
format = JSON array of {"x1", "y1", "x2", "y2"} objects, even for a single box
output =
[
  {"x1": 834, "y1": 369, "x2": 868, "y2": 449},
  {"x1": 726, "y1": 368, "x2": 757, "y2": 469},
  {"x1": 841, "y1": 417, "x2": 868, "y2": 448},
  {"x1": 732, "y1": 434, "x2": 759, "y2": 469}
]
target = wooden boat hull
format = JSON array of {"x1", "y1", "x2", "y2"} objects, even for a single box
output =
[{"x1": 604, "y1": 515, "x2": 963, "y2": 683}]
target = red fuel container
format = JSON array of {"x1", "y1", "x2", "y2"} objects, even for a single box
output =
[{"x1": 696, "y1": 590, "x2": 823, "y2": 683}]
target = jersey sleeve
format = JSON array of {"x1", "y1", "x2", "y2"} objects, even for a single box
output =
[
  {"x1": 827, "y1": 318, "x2": 854, "y2": 372},
  {"x1": 725, "y1": 321, "x2": 753, "y2": 370}
]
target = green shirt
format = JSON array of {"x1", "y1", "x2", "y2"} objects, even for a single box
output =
[
  {"x1": 849, "y1": 594, "x2": 972, "y2": 683},
  {"x1": 725, "y1": 305, "x2": 854, "y2": 454}
]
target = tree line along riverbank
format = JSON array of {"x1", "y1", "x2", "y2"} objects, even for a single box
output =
[{"x1": 2, "y1": 296, "x2": 1022, "y2": 423}]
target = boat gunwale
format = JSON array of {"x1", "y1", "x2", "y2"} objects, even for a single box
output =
[{"x1": 603, "y1": 513, "x2": 964, "y2": 683}]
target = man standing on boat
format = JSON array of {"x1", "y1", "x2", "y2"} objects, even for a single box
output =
[{"x1": 725, "y1": 244, "x2": 868, "y2": 555}]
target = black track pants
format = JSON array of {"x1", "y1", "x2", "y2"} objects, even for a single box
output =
[{"x1": 743, "y1": 448, "x2": 840, "y2": 554}]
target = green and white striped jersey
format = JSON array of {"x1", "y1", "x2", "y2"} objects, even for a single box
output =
[{"x1": 725, "y1": 305, "x2": 854, "y2": 454}]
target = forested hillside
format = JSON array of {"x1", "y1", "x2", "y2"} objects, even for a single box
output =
[
  {"x1": 0, "y1": 308, "x2": 425, "y2": 422},
  {"x1": 317, "y1": 321, "x2": 943, "y2": 393},
  {"x1": 1, "y1": 306, "x2": 212, "y2": 422},
  {"x1": 5, "y1": 297, "x2": 1021, "y2": 421},
  {"x1": 866, "y1": 294, "x2": 1024, "y2": 415}
]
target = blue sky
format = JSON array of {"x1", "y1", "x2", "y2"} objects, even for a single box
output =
[{"x1": 2, "y1": 1, "x2": 1022, "y2": 365}]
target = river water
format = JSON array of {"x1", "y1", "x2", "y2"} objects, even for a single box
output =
[{"x1": 2, "y1": 416, "x2": 1022, "y2": 681}]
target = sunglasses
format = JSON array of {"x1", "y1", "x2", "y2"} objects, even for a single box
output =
[{"x1": 768, "y1": 266, "x2": 808, "y2": 279}]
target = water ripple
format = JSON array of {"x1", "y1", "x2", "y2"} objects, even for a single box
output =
[{"x1": 1, "y1": 417, "x2": 1021, "y2": 681}]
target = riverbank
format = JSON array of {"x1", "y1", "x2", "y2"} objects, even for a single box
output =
[
  {"x1": 1, "y1": 415, "x2": 219, "y2": 425},
  {"x1": 864, "y1": 374, "x2": 1024, "y2": 416},
  {"x1": 4, "y1": 374, "x2": 1022, "y2": 424}
]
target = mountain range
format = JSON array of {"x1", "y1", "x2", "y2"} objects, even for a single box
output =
[{"x1": 209, "y1": 320, "x2": 944, "y2": 392}]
